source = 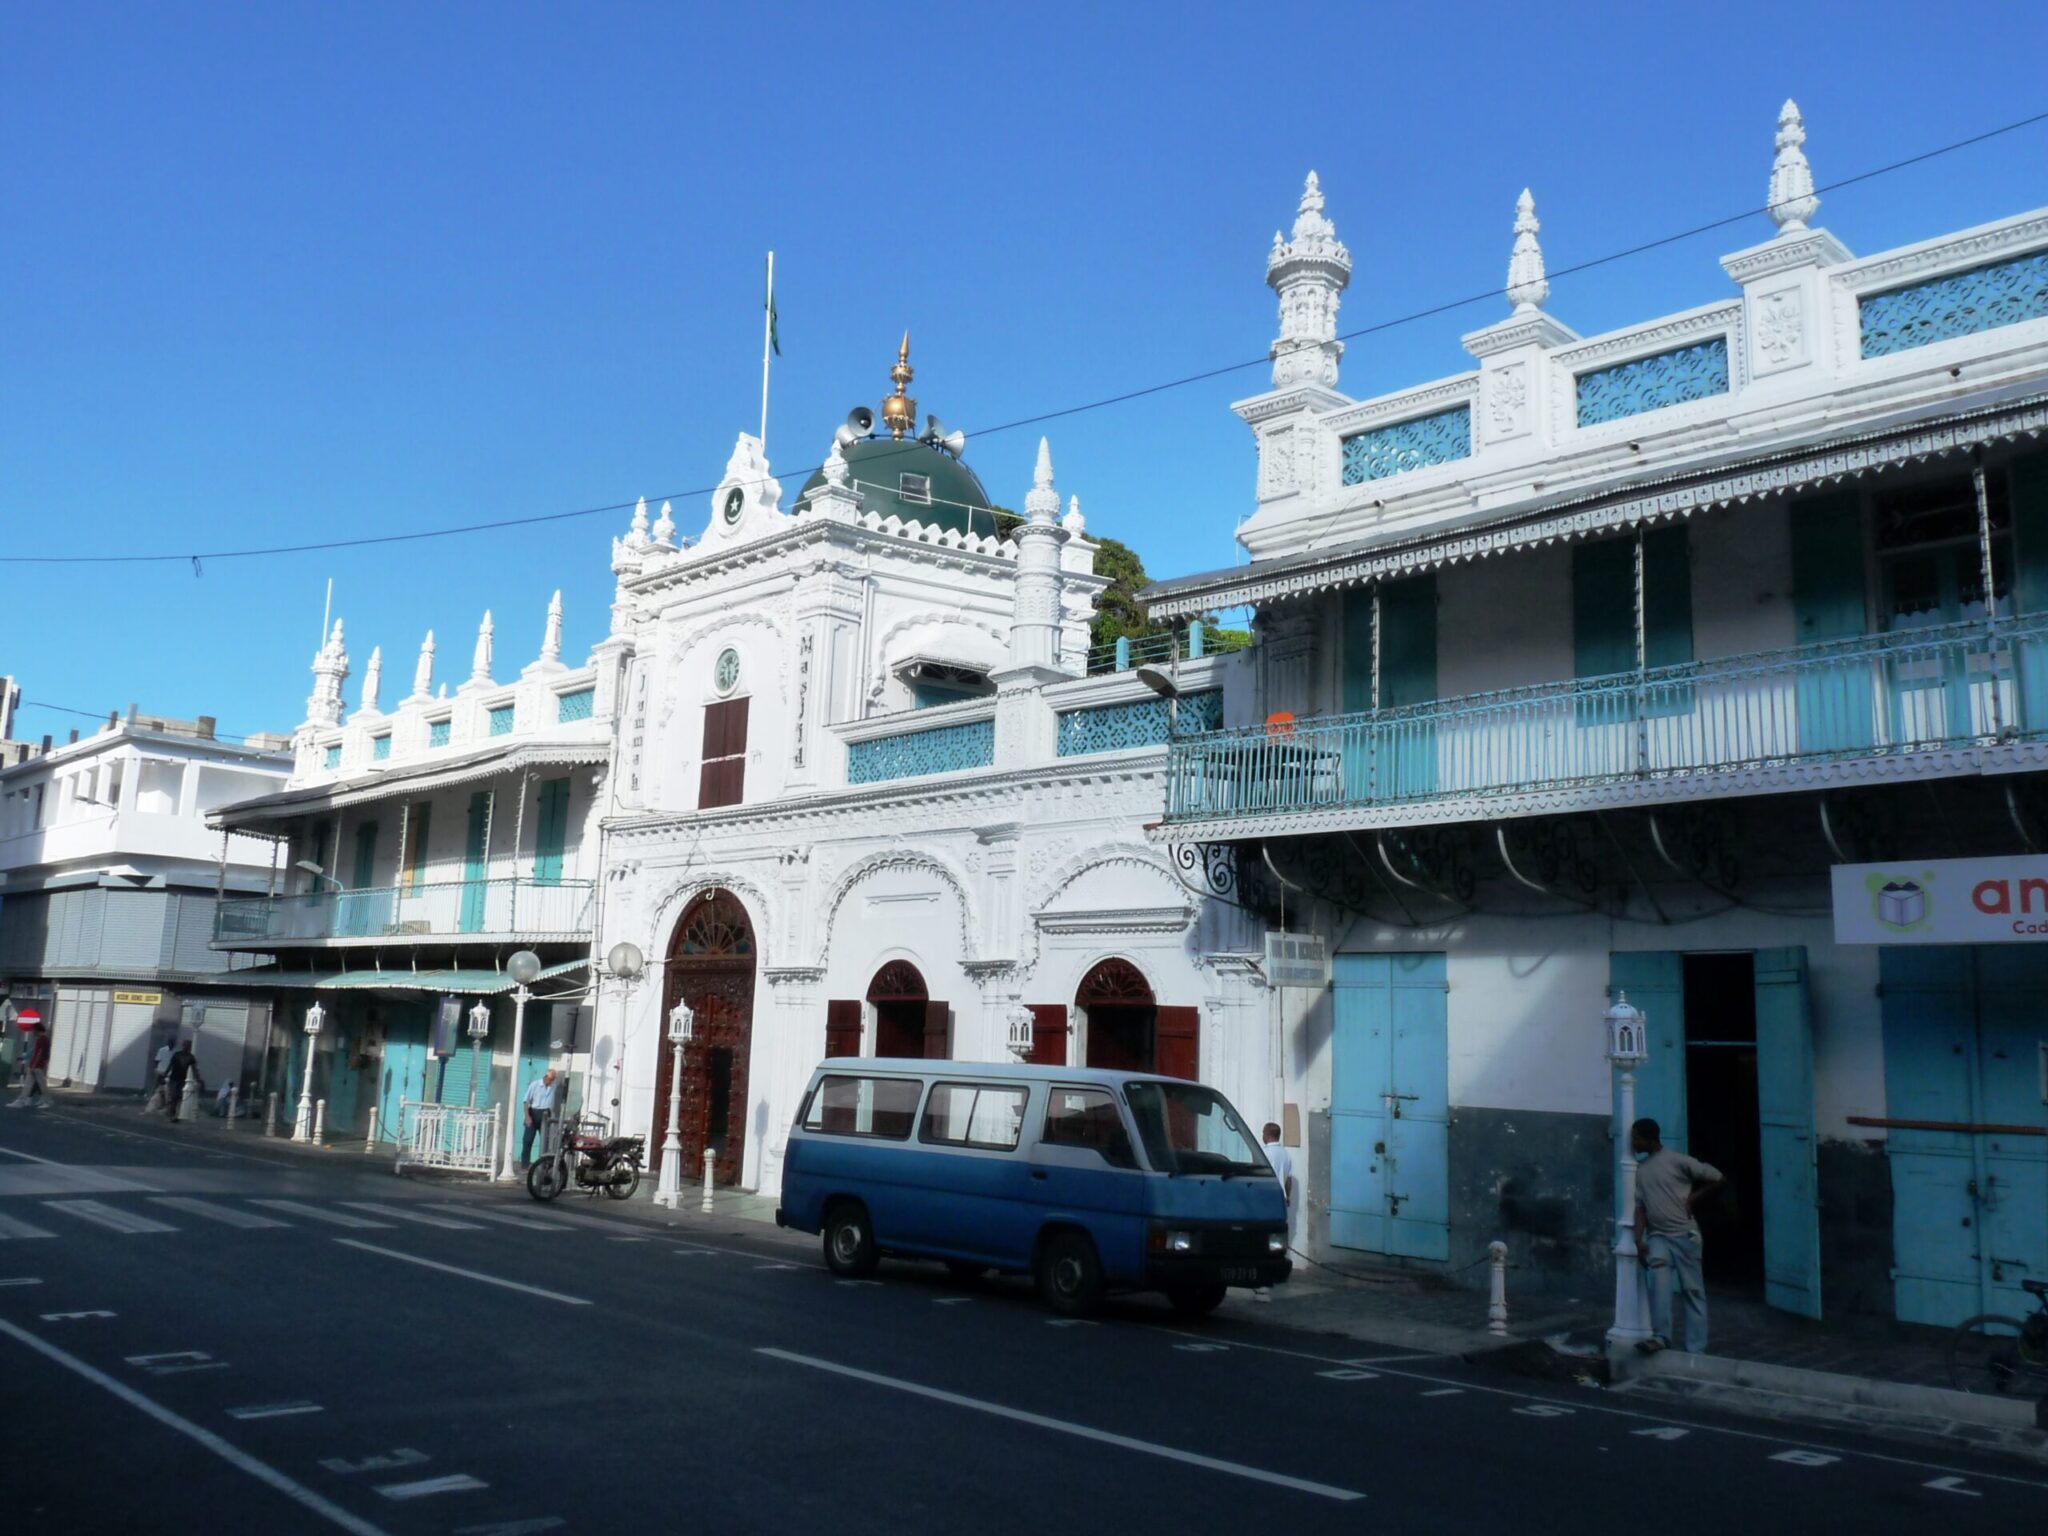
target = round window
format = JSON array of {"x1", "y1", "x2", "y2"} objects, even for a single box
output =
[{"x1": 714, "y1": 648, "x2": 741, "y2": 695}]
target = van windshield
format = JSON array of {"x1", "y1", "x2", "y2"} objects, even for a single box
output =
[{"x1": 1122, "y1": 1081, "x2": 1267, "y2": 1176}]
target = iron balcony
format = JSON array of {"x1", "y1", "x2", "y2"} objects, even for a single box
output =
[{"x1": 212, "y1": 876, "x2": 596, "y2": 948}]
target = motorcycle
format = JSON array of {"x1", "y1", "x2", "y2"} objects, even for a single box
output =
[{"x1": 527, "y1": 1112, "x2": 644, "y2": 1202}]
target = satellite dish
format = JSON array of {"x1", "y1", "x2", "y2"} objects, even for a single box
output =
[
  {"x1": 942, "y1": 429, "x2": 966, "y2": 459},
  {"x1": 834, "y1": 423, "x2": 859, "y2": 449},
  {"x1": 847, "y1": 406, "x2": 875, "y2": 434}
]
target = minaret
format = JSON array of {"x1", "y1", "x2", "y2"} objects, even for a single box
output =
[
  {"x1": 1267, "y1": 172, "x2": 1353, "y2": 389},
  {"x1": 541, "y1": 590, "x2": 563, "y2": 663},
  {"x1": 627, "y1": 497, "x2": 650, "y2": 548},
  {"x1": 1768, "y1": 99, "x2": 1819, "y2": 234},
  {"x1": 412, "y1": 630, "x2": 436, "y2": 700},
  {"x1": 650, "y1": 500, "x2": 677, "y2": 549},
  {"x1": 359, "y1": 646, "x2": 383, "y2": 715},
  {"x1": 1001, "y1": 438, "x2": 1071, "y2": 676},
  {"x1": 470, "y1": 611, "x2": 494, "y2": 686},
  {"x1": 1505, "y1": 189, "x2": 1549, "y2": 312},
  {"x1": 306, "y1": 620, "x2": 349, "y2": 728}
]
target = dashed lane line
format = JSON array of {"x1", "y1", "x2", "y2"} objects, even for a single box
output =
[
  {"x1": 0, "y1": 1313, "x2": 392, "y2": 1536},
  {"x1": 150, "y1": 1197, "x2": 290, "y2": 1230},
  {"x1": 249, "y1": 1201, "x2": 391, "y2": 1229},
  {"x1": 374, "y1": 1474, "x2": 488, "y2": 1501}
]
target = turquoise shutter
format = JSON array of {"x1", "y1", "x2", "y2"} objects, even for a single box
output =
[
  {"x1": 461, "y1": 791, "x2": 490, "y2": 932},
  {"x1": 1573, "y1": 538, "x2": 1636, "y2": 679},
  {"x1": 1642, "y1": 526, "x2": 1694, "y2": 670},
  {"x1": 1377, "y1": 575, "x2": 1437, "y2": 706},
  {"x1": 350, "y1": 822, "x2": 378, "y2": 888},
  {"x1": 2010, "y1": 452, "x2": 2048, "y2": 733},
  {"x1": 532, "y1": 778, "x2": 569, "y2": 886},
  {"x1": 1755, "y1": 947, "x2": 1821, "y2": 1319},
  {"x1": 1608, "y1": 951, "x2": 1686, "y2": 1154},
  {"x1": 1789, "y1": 492, "x2": 1873, "y2": 752},
  {"x1": 1341, "y1": 587, "x2": 1375, "y2": 714}
]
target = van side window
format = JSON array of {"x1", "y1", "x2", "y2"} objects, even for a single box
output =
[
  {"x1": 802, "y1": 1074, "x2": 923, "y2": 1140},
  {"x1": 919, "y1": 1082, "x2": 1028, "y2": 1151},
  {"x1": 1042, "y1": 1087, "x2": 1139, "y2": 1170}
]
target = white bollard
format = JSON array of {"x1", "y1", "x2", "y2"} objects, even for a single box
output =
[
  {"x1": 225, "y1": 1084, "x2": 238, "y2": 1128},
  {"x1": 178, "y1": 1080, "x2": 198, "y2": 1122},
  {"x1": 1487, "y1": 1240, "x2": 1509, "y2": 1336},
  {"x1": 365, "y1": 1104, "x2": 379, "y2": 1151},
  {"x1": 265, "y1": 1092, "x2": 279, "y2": 1138},
  {"x1": 313, "y1": 1098, "x2": 327, "y2": 1146},
  {"x1": 700, "y1": 1147, "x2": 716, "y2": 1214}
]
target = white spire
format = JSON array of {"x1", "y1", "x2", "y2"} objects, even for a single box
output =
[
  {"x1": 823, "y1": 440, "x2": 849, "y2": 489},
  {"x1": 1505, "y1": 189, "x2": 1550, "y2": 312},
  {"x1": 305, "y1": 619, "x2": 349, "y2": 728},
  {"x1": 1768, "y1": 99, "x2": 1819, "y2": 234},
  {"x1": 1063, "y1": 493, "x2": 1086, "y2": 535},
  {"x1": 1025, "y1": 438, "x2": 1059, "y2": 523},
  {"x1": 470, "y1": 610, "x2": 494, "y2": 685},
  {"x1": 412, "y1": 630, "x2": 436, "y2": 700},
  {"x1": 651, "y1": 499, "x2": 676, "y2": 548},
  {"x1": 1266, "y1": 171, "x2": 1351, "y2": 389},
  {"x1": 626, "y1": 496, "x2": 650, "y2": 549},
  {"x1": 361, "y1": 646, "x2": 383, "y2": 714},
  {"x1": 541, "y1": 590, "x2": 563, "y2": 663}
]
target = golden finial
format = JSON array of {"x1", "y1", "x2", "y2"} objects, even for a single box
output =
[{"x1": 881, "y1": 331, "x2": 917, "y2": 439}]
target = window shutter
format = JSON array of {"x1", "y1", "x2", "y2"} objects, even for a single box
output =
[
  {"x1": 1642, "y1": 526, "x2": 1694, "y2": 670},
  {"x1": 532, "y1": 778, "x2": 569, "y2": 885},
  {"x1": 1377, "y1": 574, "x2": 1437, "y2": 707},
  {"x1": 1154, "y1": 1006, "x2": 1200, "y2": 1081},
  {"x1": 922, "y1": 1001, "x2": 951, "y2": 1061},
  {"x1": 824, "y1": 1000, "x2": 862, "y2": 1059},
  {"x1": 1028, "y1": 1004, "x2": 1068, "y2": 1066},
  {"x1": 1789, "y1": 493, "x2": 1874, "y2": 752},
  {"x1": 2012, "y1": 453, "x2": 2048, "y2": 730},
  {"x1": 1572, "y1": 537, "x2": 1636, "y2": 678},
  {"x1": 1341, "y1": 588, "x2": 1375, "y2": 713}
]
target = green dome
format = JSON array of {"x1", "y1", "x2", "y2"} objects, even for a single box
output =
[{"x1": 799, "y1": 437, "x2": 1002, "y2": 539}]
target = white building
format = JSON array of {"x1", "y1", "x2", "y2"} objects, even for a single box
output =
[
  {"x1": 0, "y1": 710, "x2": 290, "y2": 1093},
  {"x1": 593, "y1": 342, "x2": 1269, "y2": 1195},
  {"x1": 208, "y1": 601, "x2": 612, "y2": 1139},
  {"x1": 1143, "y1": 106, "x2": 2048, "y2": 1330}
]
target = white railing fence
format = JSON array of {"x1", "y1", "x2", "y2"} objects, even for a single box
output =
[{"x1": 392, "y1": 1099, "x2": 500, "y2": 1177}]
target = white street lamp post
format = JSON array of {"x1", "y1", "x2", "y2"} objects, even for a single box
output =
[
  {"x1": 465, "y1": 999, "x2": 491, "y2": 1108},
  {"x1": 495, "y1": 950, "x2": 544, "y2": 1182},
  {"x1": 293, "y1": 1001, "x2": 325, "y2": 1143},
  {"x1": 653, "y1": 998, "x2": 694, "y2": 1209},
  {"x1": 1605, "y1": 991, "x2": 1653, "y2": 1350},
  {"x1": 602, "y1": 941, "x2": 645, "y2": 1131}
]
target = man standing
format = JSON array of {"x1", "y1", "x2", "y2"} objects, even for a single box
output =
[
  {"x1": 164, "y1": 1040, "x2": 202, "y2": 1122},
  {"x1": 1256, "y1": 1122, "x2": 1295, "y2": 1303},
  {"x1": 1631, "y1": 1117, "x2": 1722, "y2": 1354},
  {"x1": 520, "y1": 1068, "x2": 560, "y2": 1170},
  {"x1": 10, "y1": 1011, "x2": 50, "y2": 1107}
]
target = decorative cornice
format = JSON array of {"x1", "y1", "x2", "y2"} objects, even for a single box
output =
[
  {"x1": 1551, "y1": 301, "x2": 1742, "y2": 374},
  {"x1": 1323, "y1": 376, "x2": 1479, "y2": 437},
  {"x1": 1232, "y1": 386, "x2": 1350, "y2": 427},
  {"x1": 1462, "y1": 310, "x2": 1579, "y2": 359},
  {"x1": 1721, "y1": 228, "x2": 1852, "y2": 284},
  {"x1": 1835, "y1": 211, "x2": 2048, "y2": 295}
]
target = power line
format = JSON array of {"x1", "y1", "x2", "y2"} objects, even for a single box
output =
[
  {"x1": 15, "y1": 698, "x2": 260, "y2": 744},
  {"x1": 7, "y1": 106, "x2": 2045, "y2": 572}
]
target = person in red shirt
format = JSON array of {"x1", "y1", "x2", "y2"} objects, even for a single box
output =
[{"x1": 9, "y1": 1011, "x2": 51, "y2": 1107}]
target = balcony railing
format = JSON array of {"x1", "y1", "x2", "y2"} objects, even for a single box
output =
[
  {"x1": 1165, "y1": 616, "x2": 2048, "y2": 826},
  {"x1": 215, "y1": 877, "x2": 596, "y2": 944}
]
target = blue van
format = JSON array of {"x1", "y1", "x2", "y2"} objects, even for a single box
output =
[{"x1": 776, "y1": 1059, "x2": 1290, "y2": 1316}]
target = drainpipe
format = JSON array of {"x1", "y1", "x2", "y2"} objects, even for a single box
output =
[{"x1": 1972, "y1": 452, "x2": 2005, "y2": 739}]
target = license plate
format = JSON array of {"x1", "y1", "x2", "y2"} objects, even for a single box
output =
[{"x1": 1220, "y1": 1266, "x2": 1261, "y2": 1284}]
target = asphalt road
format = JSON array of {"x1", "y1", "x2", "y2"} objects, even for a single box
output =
[{"x1": 2, "y1": 1102, "x2": 2041, "y2": 1536}]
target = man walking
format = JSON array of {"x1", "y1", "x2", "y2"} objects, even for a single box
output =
[
  {"x1": 1256, "y1": 1122, "x2": 1295, "y2": 1302},
  {"x1": 164, "y1": 1039, "x2": 202, "y2": 1122},
  {"x1": 520, "y1": 1068, "x2": 561, "y2": 1171},
  {"x1": 1632, "y1": 1117, "x2": 1722, "y2": 1354},
  {"x1": 10, "y1": 1011, "x2": 50, "y2": 1107}
]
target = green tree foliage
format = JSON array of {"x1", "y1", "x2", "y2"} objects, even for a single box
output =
[{"x1": 992, "y1": 514, "x2": 1253, "y2": 658}]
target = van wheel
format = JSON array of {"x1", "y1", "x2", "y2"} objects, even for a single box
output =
[
  {"x1": 943, "y1": 1260, "x2": 989, "y2": 1283},
  {"x1": 1036, "y1": 1231, "x2": 1104, "y2": 1317},
  {"x1": 1167, "y1": 1285, "x2": 1227, "y2": 1317},
  {"x1": 823, "y1": 1201, "x2": 878, "y2": 1277}
]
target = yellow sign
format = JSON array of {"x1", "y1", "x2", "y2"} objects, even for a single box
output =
[{"x1": 112, "y1": 991, "x2": 162, "y2": 1006}]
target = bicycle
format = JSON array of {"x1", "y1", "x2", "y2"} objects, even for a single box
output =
[{"x1": 1947, "y1": 1278, "x2": 2048, "y2": 1397}]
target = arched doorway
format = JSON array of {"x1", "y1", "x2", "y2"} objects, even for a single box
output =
[
  {"x1": 1077, "y1": 958, "x2": 1156, "y2": 1071},
  {"x1": 657, "y1": 889, "x2": 757, "y2": 1186},
  {"x1": 868, "y1": 960, "x2": 947, "y2": 1058}
]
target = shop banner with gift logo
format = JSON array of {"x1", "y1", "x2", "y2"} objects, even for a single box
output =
[{"x1": 1832, "y1": 854, "x2": 2048, "y2": 945}]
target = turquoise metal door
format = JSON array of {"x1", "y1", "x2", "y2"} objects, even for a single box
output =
[
  {"x1": 377, "y1": 1004, "x2": 429, "y2": 1144},
  {"x1": 1884, "y1": 946, "x2": 2048, "y2": 1326},
  {"x1": 1755, "y1": 948, "x2": 1822, "y2": 1319},
  {"x1": 1330, "y1": 952, "x2": 1449, "y2": 1260}
]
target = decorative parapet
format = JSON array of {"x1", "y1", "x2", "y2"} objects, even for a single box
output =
[
  {"x1": 846, "y1": 717, "x2": 996, "y2": 784},
  {"x1": 1056, "y1": 690, "x2": 1221, "y2": 757},
  {"x1": 1574, "y1": 336, "x2": 1731, "y2": 426},
  {"x1": 556, "y1": 687, "x2": 596, "y2": 723},
  {"x1": 1340, "y1": 405, "x2": 1473, "y2": 485},
  {"x1": 1858, "y1": 247, "x2": 2048, "y2": 358}
]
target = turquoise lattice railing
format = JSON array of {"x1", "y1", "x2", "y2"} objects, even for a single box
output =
[
  {"x1": 1859, "y1": 249, "x2": 2048, "y2": 358},
  {"x1": 1057, "y1": 691, "x2": 1222, "y2": 756},
  {"x1": 1165, "y1": 616, "x2": 2048, "y2": 823},
  {"x1": 1575, "y1": 338, "x2": 1730, "y2": 427},
  {"x1": 846, "y1": 717, "x2": 995, "y2": 784}
]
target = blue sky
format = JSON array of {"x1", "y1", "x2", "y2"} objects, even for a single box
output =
[{"x1": 5, "y1": 0, "x2": 2046, "y2": 740}]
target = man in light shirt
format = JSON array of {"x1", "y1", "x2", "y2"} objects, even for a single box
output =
[
  {"x1": 1631, "y1": 1117, "x2": 1723, "y2": 1354},
  {"x1": 1256, "y1": 1122, "x2": 1295, "y2": 1303},
  {"x1": 520, "y1": 1068, "x2": 561, "y2": 1171}
]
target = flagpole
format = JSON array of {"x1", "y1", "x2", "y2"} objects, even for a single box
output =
[{"x1": 760, "y1": 251, "x2": 774, "y2": 453}]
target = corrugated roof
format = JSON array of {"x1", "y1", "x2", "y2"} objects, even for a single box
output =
[
  {"x1": 209, "y1": 740, "x2": 609, "y2": 827},
  {"x1": 215, "y1": 958, "x2": 587, "y2": 994}
]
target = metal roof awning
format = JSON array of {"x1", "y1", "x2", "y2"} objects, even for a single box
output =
[
  {"x1": 210, "y1": 741, "x2": 610, "y2": 828},
  {"x1": 1143, "y1": 389, "x2": 2048, "y2": 619},
  {"x1": 217, "y1": 958, "x2": 587, "y2": 995}
]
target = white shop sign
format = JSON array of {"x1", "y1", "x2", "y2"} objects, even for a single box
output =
[
  {"x1": 1265, "y1": 931, "x2": 1330, "y2": 988},
  {"x1": 1832, "y1": 855, "x2": 2048, "y2": 945}
]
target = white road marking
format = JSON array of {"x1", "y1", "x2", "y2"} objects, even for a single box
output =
[
  {"x1": 425, "y1": 1204, "x2": 559, "y2": 1232},
  {"x1": 0, "y1": 1212, "x2": 56, "y2": 1240},
  {"x1": 45, "y1": 1199, "x2": 175, "y2": 1234},
  {"x1": 1174, "y1": 1343, "x2": 1228, "y2": 1353},
  {"x1": 322, "y1": 1449, "x2": 429, "y2": 1475},
  {"x1": 1924, "y1": 1476, "x2": 1982, "y2": 1497},
  {"x1": 1046, "y1": 1318, "x2": 1098, "y2": 1328},
  {"x1": 340, "y1": 1203, "x2": 485, "y2": 1230},
  {"x1": 0, "y1": 1277, "x2": 43, "y2": 1286},
  {"x1": 376, "y1": 1474, "x2": 488, "y2": 1501},
  {"x1": 0, "y1": 1145, "x2": 57, "y2": 1163},
  {"x1": 933, "y1": 1297, "x2": 973, "y2": 1306},
  {"x1": 150, "y1": 1197, "x2": 289, "y2": 1230},
  {"x1": 1419, "y1": 1388, "x2": 1464, "y2": 1398},
  {"x1": 754, "y1": 1263, "x2": 798, "y2": 1272},
  {"x1": 41, "y1": 1310, "x2": 116, "y2": 1321},
  {"x1": 1513, "y1": 1405, "x2": 1574, "y2": 1418},
  {"x1": 331, "y1": 1240, "x2": 593, "y2": 1306},
  {"x1": 0, "y1": 1314, "x2": 393, "y2": 1536},
  {"x1": 1632, "y1": 1427, "x2": 1690, "y2": 1441},
  {"x1": 1148, "y1": 1323, "x2": 2048, "y2": 1492},
  {"x1": 127, "y1": 1351, "x2": 229, "y2": 1376},
  {"x1": 250, "y1": 1201, "x2": 390, "y2": 1229},
  {"x1": 228, "y1": 1402, "x2": 324, "y2": 1421},
  {"x1": 1317, "y1": 1368, "x2": 1378, "y2": 1381},
  {"x1": 759, "y1": 1348, "x2": 1365, "y2": 1502},
  {"x1": 835, "y1": 1278, "x2": 880, "y2": 1288},
  {"x1": 453, "y1": 1520, "x2": 564, "y2": 1535},
  {"x1": 1770, "y1": 1450, "x2": 1840, "y2": 1467}
]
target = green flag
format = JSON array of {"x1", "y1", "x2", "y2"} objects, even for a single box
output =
[{"x1": 765, "y1": 257, "x2": 780, "y2": 357}]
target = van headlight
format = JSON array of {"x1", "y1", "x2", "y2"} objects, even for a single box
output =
[
  {"x1": 1168, "y1": 1230, "x2": 1194, "y2": 1253},
  {"x1": 1267, "y1": 1231, "x2": 1286, "y2": 1254}
]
